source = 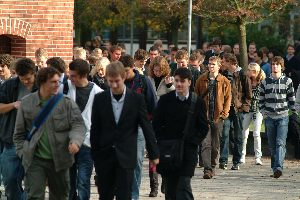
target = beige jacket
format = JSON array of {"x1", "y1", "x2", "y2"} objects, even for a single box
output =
[{"x1": 148, "y1": 76, "x2": 175, "y2": 100}]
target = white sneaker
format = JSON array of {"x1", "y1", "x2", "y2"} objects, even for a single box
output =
[
  {"x1": 240, "y1": 156, "x2": 245, "y2": 164},
  {"x1": 255, "y1": 158, "x2": 262, "y2": 165}
]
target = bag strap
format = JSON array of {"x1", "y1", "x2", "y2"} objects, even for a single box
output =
[
  {"x1": 182, "y1": 92, "x2": 197, "y2": 140},
  {"x1": 26, "y1": 93, "x2": 64, "y2": 141}
]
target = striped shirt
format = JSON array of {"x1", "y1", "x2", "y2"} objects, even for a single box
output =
[{"x1": 259, "y1": 75, "x2": 295, "y2": 119}]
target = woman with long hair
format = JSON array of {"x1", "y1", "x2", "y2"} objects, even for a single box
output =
[
  {"x1": 147, "y1": 56, "x2": 174, "y2": 197},
  {"x1": 240, "y1": 63, "x2": 266, "y2": 165}
]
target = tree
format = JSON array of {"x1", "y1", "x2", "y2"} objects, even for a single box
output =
[
  {"x1": 144, "y1": 0, "x2": 188, "y2": 45},
  {"x1": 192, "y1": 0, "x2": 297, "y2": 68}
]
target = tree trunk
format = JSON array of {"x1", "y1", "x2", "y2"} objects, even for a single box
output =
[
  {"x1": 74, "y1": 25, "x2": 81, "y2": 46},
  {"x1": 171, "y1": 28, "x2": 178, "y2": 46},
  {"x1": 138, "y1": 23, "x2": 147, "y2": 50},
  {"x1": 110, "y1": 29, "x2": 118, "y2": 45},
  {"x1": 237, "y1": 19, "x2": 248, "y2": 69},
  {"x1": 196, "y1": 16, "x2": 203, "y2": 49}
]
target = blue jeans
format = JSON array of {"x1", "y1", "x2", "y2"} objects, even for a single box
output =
[
  {"x1": 219, "y1": 111, "x2": 244, "y2": 165},
  {"x1": 0, "y1": 144, "x2": 25, "y2": 200},
  {"x1": 132, "y1": 127, "x2": 145, "y2": 200},
  {"x1": 0, "y1": 141, "x2": 3, "y2": 186},
  {"x1": 265, "y1": 116, "x2": 289, "y2": 172},
  {"x1": 69, "y1": 145, "x2": 94, "y2": 200}
]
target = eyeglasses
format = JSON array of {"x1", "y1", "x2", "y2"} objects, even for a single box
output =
[{"x1": 50, "y1": 80, "x2": 62, "y2": 86}]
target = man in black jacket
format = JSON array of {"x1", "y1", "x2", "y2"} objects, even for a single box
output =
[
  {"x1": 0, "y1": 58, "x2": 38, "y2": 200},
  {"x1": 153, "y1": 68, "x2": 208, "y2": 200},
  {"x1": 90, "y1": 61, "x2": 159, "y2": 200}
]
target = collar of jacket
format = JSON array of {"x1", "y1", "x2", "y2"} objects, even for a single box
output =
[
  {"x1": 201, "y1": 72, "x2": 221, "y2": 82},
  {"x1": 32, "y1": 91, "x2": 50, "y2": 107}
]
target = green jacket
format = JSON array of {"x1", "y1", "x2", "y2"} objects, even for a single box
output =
[{"x1": 13, "y1": 92, "x2": 86, "y2": 172}]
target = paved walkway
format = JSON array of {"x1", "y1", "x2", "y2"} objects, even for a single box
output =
[{"x1": 88, "y1": 156, "x2": 300, "y2": 200}]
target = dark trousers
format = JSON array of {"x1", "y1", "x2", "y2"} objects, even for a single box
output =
[
  {"x1": 201, "y1": 120, "x2": 224, "y2": 170},
  {"x1": 94, "y1": 150, "x2": 134, "y2": 200},
  {"x1": 164, "y1": 175, "x2": 193, "y2": 200},
  {"x1": 219, "y1": 111, "x2": 244, "y2": 165},
  {"x1": 24, "y1": 156, "x2": 69, "y2": 200}
]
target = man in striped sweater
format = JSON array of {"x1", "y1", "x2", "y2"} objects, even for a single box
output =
[{"x1": 259, "y1": 56, "x2": 297, "y2": 178}]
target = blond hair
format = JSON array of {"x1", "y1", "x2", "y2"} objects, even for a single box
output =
[
  {"x1": 247, "y1": 63, "x2": 266, "y2": 82},
  {"x1": 90, "y1": 57, "x2": 110, "y2": 77},
  {"x1": 73, "y1": 47, "x2": 86, "y2": 60},
  {"x1": 92, "y1": 48, "x2": 102, "y2": 58}
]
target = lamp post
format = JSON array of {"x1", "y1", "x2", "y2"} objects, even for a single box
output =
[{"x1": 187, "y1": 0, "x2": 192, "y2": 56}]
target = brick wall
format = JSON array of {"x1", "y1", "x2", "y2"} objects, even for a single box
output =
[{"x1": 0, "y1": 0, "x2": 74, "y2": 63}]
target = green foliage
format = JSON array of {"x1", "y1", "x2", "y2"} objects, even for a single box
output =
[{"x1": 246, "y1": 24, "x2": 287, "y2": 55}]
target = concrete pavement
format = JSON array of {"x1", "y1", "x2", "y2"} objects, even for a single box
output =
[{"x1": 88, "y1": 156, "x2": 300, "y2": 200}]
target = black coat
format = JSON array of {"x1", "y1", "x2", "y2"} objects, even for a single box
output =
[
  {"x1": 90, "y1": 89, "x2": 159, "y2": 169},
  {"x1": 153, "y1": 91, "x2": 208, "y2": 176},
  {"x1": 285, "y1": 46, "x2": 300, "y2": 90}
]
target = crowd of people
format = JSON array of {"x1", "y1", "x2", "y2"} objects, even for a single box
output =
[{"x1": 0, "y1": 36, "x2": 300, "y2": 200}]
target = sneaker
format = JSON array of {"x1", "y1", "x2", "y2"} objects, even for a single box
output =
[
  {"x1": 231, "y1": 163, "x2": 240, "y2": 170},
  {"x1": 219, "y1": 163, "x2": 227, "y2": 170},
  {"x1": 255, "y1": 158, "x2": 263, "y2": 165},
  {"x1": 273, "y1": 170, "x2": 282, "y2": 178},
  {"x1": 240, "y1": 155, "x2": 245, "y2": 164},
  {"x1": 203, "y1": 170, "x2": 213, "y2": 179}
]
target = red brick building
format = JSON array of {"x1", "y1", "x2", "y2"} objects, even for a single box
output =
[{"x1": 0, "y1": 0, "x2": 74, "y2": 63}]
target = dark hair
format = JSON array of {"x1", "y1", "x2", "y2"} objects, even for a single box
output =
[
  {"x1": 149, "y1": 46, "x2": 159, "y2": 52},
  {"x1": 69, "y1": 59, "x2": 90, "y2": 77},
  {"x1": 100, "y1": 46, "x2": 108, "y2": 52},
  {"x1": 46, "y1": 57, "x2": 66, "y2": 73},
  {"x1": 211, "y1": 38, "x2": 222, "y2": 46},
  {"x1": 170, "y1": 46, "x2": 179, "y2": 52},
  {"x1": 174, "y1": 68, "x2": 192, "y2": 80},
  {"x1": 223, "y1": 53, "x2": 238, "y2": 65},
  {"x1": 15, "y1": 58, "x2": 36, "y2": 76},
  {"x1": 249, "y1": 42, "x2": 256, "y2": 47},
  {"x1": 271, "y1": 56, "x2": 285, "y2": 71},
  {"x1": 119, "y1": 54, "x2": 134, "y2": 68},
  {"x1": 0, "y1": 54, "x2": 14, "y2": 67},
  {"x1": 255, "y1": 51, "x2": 263, "y2": 59},
  {"x1": 36, "y1": 67, "x2": 60, "y2": 87},
  {"x1": 287, "y1": 44, "x2": 295, "y2": 49}
]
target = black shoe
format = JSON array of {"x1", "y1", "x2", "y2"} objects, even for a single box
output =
[
  {"x1": 161, "y1": 178, "x2": 165, "y2": 194},
  {"x1": 203, "y1": 170, "x2": 213, "y2": 179},
  {"x1": 231, "y1": 163, "x2": 240, "y2": 170},
  {"x1": 273, "y1": 170, "x2": 282, "y2": 178},
  {"x1": 219, "y1": 163, "x2": 227, "y2": 170},
  {"x1": 149, "y1": 189, "x2": 158, "y2": 197}
]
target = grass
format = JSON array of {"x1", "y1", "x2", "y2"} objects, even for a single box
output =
[{"x1": 249, "y1": 120, "x2": 265, "y2": 134}]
